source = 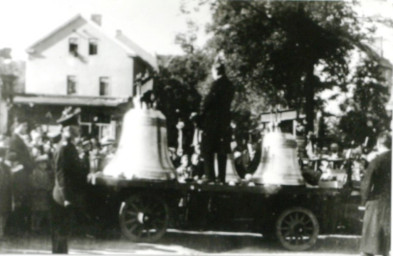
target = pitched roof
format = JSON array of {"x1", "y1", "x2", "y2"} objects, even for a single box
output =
[
  {"x1": 356, "y1": 40, "x2": 393, "y2": 69},
  {"x1": 26, "y1": 14, "x2": 157, "y2": 70},
  {"x1": 116, "y1": 31, "x2": 157, "y2": 70}
]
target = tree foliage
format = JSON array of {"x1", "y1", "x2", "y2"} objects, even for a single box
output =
[
  {"x1": 338, "y1": 58, "x2": 390, "y2": 147},
  {"x1": 154, "y1": 50, "x2": 211, "y2": 148},
  {"x1": 204, "y1": 0, "x2": 363, "y2": 131},
  {"x1": 157, "y1": 0, "x2": 390, "y2": 149}
]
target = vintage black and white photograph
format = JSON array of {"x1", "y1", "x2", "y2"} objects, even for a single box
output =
[{"x1": 0, "y1": 0, "x2": 392, "y2": 255}]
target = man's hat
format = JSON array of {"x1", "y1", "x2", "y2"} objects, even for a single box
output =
[
  {"x1": 57, "y1": 107, "x2": 81, "y2": 126},
  {"x1": 0, "y1": 145, "x2": 8, "y2": 156},
  {"x1": 16, "y1": 115, "x2": 29, "y2": 125},
  {"x1": 7, "y1": 152, "x2": 17, "y2": 162},
  {"x1": 213, "y1": 51, "x2": 226, "y2": 74},
  {"x1": 213, "y1": 51, "x2": 226, "y2": 66},
  {"x1": 35, "y1": 154, "x2": 49, "y2": 163},
  {"x1": 101, "y1": 137, "x2": 115, "y2": 146},
  {"x1": 82, "y1": 138, "x2": 91, "y2": 147}
]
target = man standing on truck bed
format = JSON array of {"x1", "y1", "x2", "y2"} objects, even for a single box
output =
[
  {"x1": 360, "y1": 131, "x2": 391, "y2": 256},
  {"x1": 199, "y1": 53, "x2": 235, "y2": 184}
]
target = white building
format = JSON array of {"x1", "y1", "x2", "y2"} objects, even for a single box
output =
[{"x1": 13, "y1": 14, "x2": 157, "y2": 139}]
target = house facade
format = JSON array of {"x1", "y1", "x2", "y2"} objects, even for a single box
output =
[{"x1": 13, "y1": 14, "x2": 156, "y2": 139}]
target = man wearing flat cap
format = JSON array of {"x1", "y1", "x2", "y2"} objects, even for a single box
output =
[
  {"x1": 51, "y1": 107, "x2": 83, "y2": 254},
  {"x1": 199, "y1": 53, "x2": 235, "y2": 184}
]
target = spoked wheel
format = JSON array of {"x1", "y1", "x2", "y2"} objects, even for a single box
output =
[
  {"x1": 276, "y1": 207, "x2": 319, "y2": 251},
  {"x1": 119, "y1": 194, "x2": 169, "y2": 243}
]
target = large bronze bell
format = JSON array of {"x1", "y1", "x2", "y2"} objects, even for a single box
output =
[
  {"x1": 103, "y1": 104, "x2": 176, "y2": 180},
  {"x1": 251, "y1": 128, "x2": 304, "y2": 185}
]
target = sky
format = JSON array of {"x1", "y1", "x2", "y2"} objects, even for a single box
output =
[
  {"x1": 355, "y1": 0, "x2": 393, "y2": 61},
  {"x1": 0, "y1": 0, "x2": 212, "y2": 60},
  {"x1": 0, "y1": 0, "x2": 392, "y2": 62}
]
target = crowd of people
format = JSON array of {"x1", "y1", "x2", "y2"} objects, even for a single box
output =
[
  {"x1": 0, "y1": 118, "x2": 117, "y2": 241},
  {"x1": 167, "y1": 118, "x2": 261, "y2": 184},
  {"x1": 298, "y1": 131, "x2": 377, "y2": 188}
]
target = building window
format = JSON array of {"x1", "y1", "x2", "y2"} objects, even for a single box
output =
[
  {"x1": 99, "y1": 77, "x2": 109, "y2": 96},
  {"x1": 67, "y1": 75, "x2": 77, "y2": 95},
  {"x1": 89, "y1": 38, "x2": 98, "y2": 55},
  {"x1": 69, "y1": 38, "x2": 78, "y2": 57}
]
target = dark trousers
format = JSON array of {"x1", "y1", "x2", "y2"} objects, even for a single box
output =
[
  {"x1": 202, "y1": 151, "x2": 227, "y2": 182},
  {"x1": 51, "y1": 200, "x2": 71, "y2": 254},
  {"x1": 9, "y1": 201, "x2": 31, "y2": 235}
]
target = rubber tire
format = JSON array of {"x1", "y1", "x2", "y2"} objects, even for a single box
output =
[
  {"x1": 119, "y1": 194, "x2": 169, "y2": 243},
  {"x1": 275, "y1": 207, "x2": 319, "y2": 251}
]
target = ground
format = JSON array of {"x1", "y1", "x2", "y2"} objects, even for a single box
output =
[{"x1": 0, "y1": 229, "x2": 360, "y2": 255}]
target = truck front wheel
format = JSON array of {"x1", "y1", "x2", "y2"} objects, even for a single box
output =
[{"x1": 119, "y1": 194, "x2": 169, "y2": 242}]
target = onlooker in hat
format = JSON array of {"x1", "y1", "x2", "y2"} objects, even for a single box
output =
[
  {"x1": 0, "y1": 146, "x2": 12, "y2": 240},
  {"x1": 305, "y1": 132, "x2": 317, "y2": 159},
  {"x1": 31, "y1": 154, "x2": 53, "y2": 234},
  {"x1": 51, "y1": 107, "x2": 83, "y2": 254},
  {"x1": 80, "y1": 138, "x2": 91, "y2": 174},
  {"x1": 176, "y1": 154, "x2": 190, "y2": 182},
  {"x1": 189, "y1": 153, "x2": 204, "y2": 180},
  {"x1": 31, "y1": 125, "x2": 43, "y2": 148},
  {"x1": 89, "y1": 137, "x2": 101, "y2": 173},
  {"x1": 190, "y1": 112, "x2": 202, "y2": 155},
  {"x1": 8, "y1": 116, "x2": 34, "y2": 235},
  {"x1": 96, "y1": 137, "x2": 115, "y2": 172},
  {"x1": 47, "y1": 131, "x2": 61, "y2": 146},
  {"x1": 100, "y1": 137, "x2": 116, "y2": 156},
  {"x1": 90, "y1": 137, "x2": 100, "y2": 154},
  {"x1": 0, "y1": 133, "x2": 9, "y2": 148}
]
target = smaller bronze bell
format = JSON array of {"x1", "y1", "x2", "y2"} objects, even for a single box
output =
[{"x1": 252, "y1": 130, "x2": 304, "y2": 185}]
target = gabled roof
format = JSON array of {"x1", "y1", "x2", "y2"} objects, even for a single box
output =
[
  {"x1": 116, "y1": 31, "x2": 157, "y2": 70},
  {"x1": 26, "y1": 14, "x2": 157, "y2": 70},
  {"x1": 356, "y1": 40, "x2": 393, "y2": 69}
]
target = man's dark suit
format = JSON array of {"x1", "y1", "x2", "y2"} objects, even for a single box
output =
[
  {"x1": 8, "y1": 133, "x2": 34, "y2": 233},
  {"x1": 52, "y1": 140, "x2": 83, "y2": 254},
  {"x1": 360, "y1": 150, "x2": 391, "y2": 256},
  {"x1": 199, "y1": 75, "x2": 234, "y2": 182}
]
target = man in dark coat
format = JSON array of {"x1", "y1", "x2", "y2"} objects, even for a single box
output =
[
  {"x1": 8, "y1": 117, "x2": 34, "y2": 234},
  {"x1": 199, "y1": 55, "x2": 235, "y2": 183},
  {"x1": 360, "y1": 131, "x2": 391, "y2": 256},
  {"x1": 0, "y1": 146, "x2": 12, "y2": 239},
  {"x1": 51, "y1": 107, "x2": 83, "y2": 254}
]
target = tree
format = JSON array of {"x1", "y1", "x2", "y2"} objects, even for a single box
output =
[
  {"x1": 204, "y1": 0, "x2": 363, "y2": 132},
  {"x1": 338, "y1": 58, "x2": 390, "y2": 148},
  {"x1": 0, "y1": 48, "x2": 11, "y2": 59},
  {"x1": 154, "y1": 50, "x2": 211, "y2": 148}
]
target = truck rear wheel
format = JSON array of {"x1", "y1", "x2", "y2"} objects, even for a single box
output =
[
  {"x1": 276, "y1": 207, "x2": 319, "y2": 251},
  {"x1": 119, "y1": 194, "x2": 169, "y2": 242}
]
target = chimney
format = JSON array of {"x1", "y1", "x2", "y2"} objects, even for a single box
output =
[{"x1": 91, "y1": 14, "x2": 102, "y2": 26}]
